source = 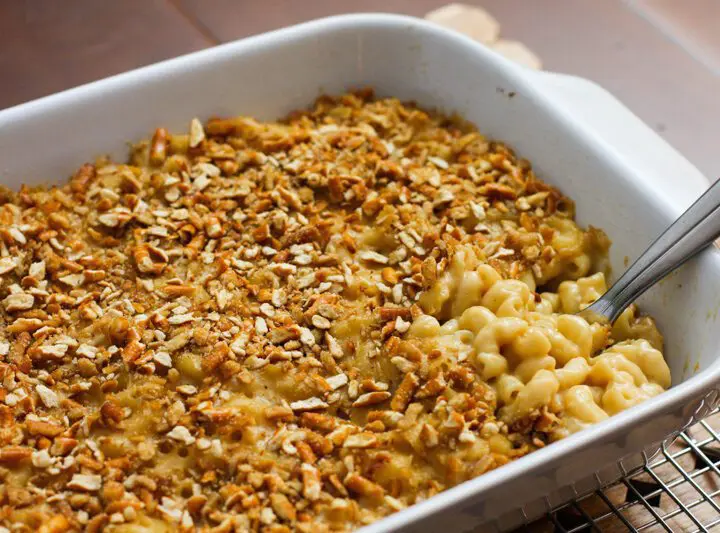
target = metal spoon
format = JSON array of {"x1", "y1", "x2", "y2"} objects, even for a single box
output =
[{"x1": 580, "y1": 177, "x2": 720, "y2": 325}]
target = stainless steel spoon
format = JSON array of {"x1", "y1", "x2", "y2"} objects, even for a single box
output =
[{"x1": 580, "y1": 177, "x2": 720, "y2": 324}]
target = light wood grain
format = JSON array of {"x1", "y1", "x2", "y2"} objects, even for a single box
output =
[
  {"x1": 0, "y1": 0, "x2": 213, "y2": 109},
  {"x1": 629, "y1": 0, "x2": 720, "y2": 76},
  {"x1": 174, "y1": 0, "x2": 447, "y2": 41},
  {"x1": 476, "y1": 0, "x2": 720, "y2": 181}
]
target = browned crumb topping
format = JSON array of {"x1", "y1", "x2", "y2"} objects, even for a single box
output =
[{"x1": 0, "y1": 89, "x2": 616, "y2": 532}]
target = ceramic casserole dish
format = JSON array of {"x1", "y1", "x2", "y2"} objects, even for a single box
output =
[{"x1": 0, "y1": 14, "x2": 718, "y2": 533}]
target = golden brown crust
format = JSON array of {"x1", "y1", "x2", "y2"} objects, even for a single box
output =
[{"x1": 0, "y1": 90, "x2": 618, "y2": 531}]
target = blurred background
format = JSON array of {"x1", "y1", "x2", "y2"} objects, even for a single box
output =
[{"x1": 1, "y1": 0, "x2": 719, "y2": 180}]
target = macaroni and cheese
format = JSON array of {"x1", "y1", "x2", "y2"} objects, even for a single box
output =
[{"x1": 0, "y1": 90, "x2": 668, "y2": 531}]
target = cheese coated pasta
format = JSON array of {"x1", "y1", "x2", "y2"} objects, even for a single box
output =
[
  {"x1": 0, "y1": 90, "x2": 665, "y2": 532},
  {"x1": 409, "y1": 251, "x2": 668, "y2": 441}
]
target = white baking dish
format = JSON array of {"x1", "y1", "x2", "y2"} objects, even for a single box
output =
[{"x1": 1, "y1": 14, "x2": 718, "y2": 532}]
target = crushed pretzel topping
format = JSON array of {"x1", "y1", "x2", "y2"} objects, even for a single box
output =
[{"x1": 0, "y1": 89, "x2": 640, "y2": 532}]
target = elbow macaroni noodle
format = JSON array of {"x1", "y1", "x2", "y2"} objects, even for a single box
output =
[
  {"x1": 413, "y1": 247, "x2": 669, "y2": 440},
  {"x1": 0, "y1": 91, "x2": 672, "y2": 530}
]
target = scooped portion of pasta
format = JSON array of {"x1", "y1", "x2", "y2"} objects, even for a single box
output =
[
  {"x1": 0, "y1": 89, "x2": 668, "y2": 531},
  {"x1": 412, "y1": 246, "x2": 669, "y2": 440}
]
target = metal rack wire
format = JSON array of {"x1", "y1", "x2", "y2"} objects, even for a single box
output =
[{"x1": 542, "y1": 409, "x2": 720, "y2": 532}]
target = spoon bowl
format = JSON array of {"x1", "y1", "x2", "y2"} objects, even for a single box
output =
[{"x1": 579, "y1": 176, "x2": 720, "y2": 324}]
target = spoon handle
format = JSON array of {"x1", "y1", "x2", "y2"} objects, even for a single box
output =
[{"x1": 584, "y1": 177, "x2": 720, "y2": 323}]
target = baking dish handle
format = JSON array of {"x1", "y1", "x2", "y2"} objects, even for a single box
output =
[{"x1": 528, "y1": 71, "x2": 710, "y2": 208}]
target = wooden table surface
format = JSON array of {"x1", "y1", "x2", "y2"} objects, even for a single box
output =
[
  {"x1": 2, "y1": 2, "x2": 720, "y2": 531},
  {"x1": 2, "y1": 0, "x2": 719, "y2": 179}
]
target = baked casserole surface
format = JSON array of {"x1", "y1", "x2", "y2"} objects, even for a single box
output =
[{"x1": 0, "y1": 90, "x2": 669, "y2": 532}]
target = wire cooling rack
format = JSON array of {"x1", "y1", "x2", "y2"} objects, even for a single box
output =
[{"x1": 526, "y1": 409, "x2": 720, "y2": 532}]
